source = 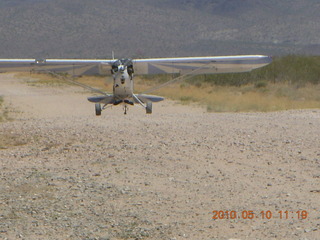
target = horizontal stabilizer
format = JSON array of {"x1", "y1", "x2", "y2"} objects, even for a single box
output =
[
  {"x1": 87, "y1": 95, "x2": 114, "y2": 104},
  {"x1": 135, "y1": 94, "x2": 164, "y2": 103}
]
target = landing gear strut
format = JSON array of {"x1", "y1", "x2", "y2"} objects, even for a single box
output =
[{"x1": 132, "y1": 94, "x2": 153, "y2": 114}]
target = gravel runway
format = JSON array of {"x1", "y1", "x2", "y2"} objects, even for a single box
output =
[{"x1": 1, "y1": 74, "x2": 319, "y2": 240}]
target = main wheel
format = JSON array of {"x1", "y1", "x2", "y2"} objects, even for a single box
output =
[
  {"x1": 95, "y1": 103, "x2": 102, "y2": 116},
  {"x1": 146, "y1": 102, "x2": 152, "y2": 114}
]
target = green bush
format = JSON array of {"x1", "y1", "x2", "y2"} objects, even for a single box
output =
[{"x1": 255, "y1": 81, "x2": 268, "y2": 88}]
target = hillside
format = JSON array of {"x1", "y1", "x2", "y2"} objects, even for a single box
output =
[{"x1": 0, "y1": 0, "x2": 320, "y2": 58}]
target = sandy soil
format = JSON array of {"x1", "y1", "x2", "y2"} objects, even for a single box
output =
[{"x1": 0, "y1": 73, "x2": 319, "y2": 240}]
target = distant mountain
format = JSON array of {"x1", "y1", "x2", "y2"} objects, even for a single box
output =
[{"x1": 0, "y1": 0, "x2": 319, "y2": 58}]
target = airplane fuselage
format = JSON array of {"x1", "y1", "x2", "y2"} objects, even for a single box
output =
[
  {"x1": 113, "y1": 65, "x2": 133, "y2": 100},
  {"x1": 111, "y1": 59, "x2": 135, "y2": 105}
]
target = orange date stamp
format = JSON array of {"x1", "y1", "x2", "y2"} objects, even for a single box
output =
[{"x1": 212, "y1": 210, "x2": 309, "y2": 220}]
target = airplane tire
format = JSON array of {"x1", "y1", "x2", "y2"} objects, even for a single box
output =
[
  {"x1": 95, "y1": 103, "x2": 102, "y2": 116},
  {"x1": 146, "y1": 102, "x2": 152, "y2": 114}
]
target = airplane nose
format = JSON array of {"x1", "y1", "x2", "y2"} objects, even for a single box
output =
[
  {"x1": 121, "y1": 76, "x2": 125, "y2": 84},
  {"x1": 119, "y1": 65, "x2": 124, "y2": 72}
]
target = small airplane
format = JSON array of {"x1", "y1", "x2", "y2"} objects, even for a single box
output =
[{"x1": 0, "y1": 55, "x2": 272, "y2": 115}]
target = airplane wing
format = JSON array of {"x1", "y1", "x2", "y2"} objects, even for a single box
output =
[
  {"x1": 0, "y1": 55, "x2": 271, "y2": 76},
  {"x1": 0, "y1": 59, "x2": 114, "y2": 76},
  {"x1": 133, "y1": 55, "x2": 272, "y2": 75}
]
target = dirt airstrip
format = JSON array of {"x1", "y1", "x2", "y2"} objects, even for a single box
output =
[{"x1": 0, "y1": 73, "x2": 319, "y2": 240}]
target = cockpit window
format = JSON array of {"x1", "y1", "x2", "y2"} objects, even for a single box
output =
[{"x1": 112, "y1": 60, "x2": 121, "y2": 68}]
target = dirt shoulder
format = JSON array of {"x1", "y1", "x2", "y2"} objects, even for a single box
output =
[{"x1": 0, "y1": 73, "x2": 319, "y2": 240}]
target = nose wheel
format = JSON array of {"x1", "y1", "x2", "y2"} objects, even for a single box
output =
[{"x1": 123, "y1": 105, "x2": 128, "y2": 115}]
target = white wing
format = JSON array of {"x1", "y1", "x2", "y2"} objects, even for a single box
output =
[
  {"x1": 0, "y1": 58, "x2": 114, "y2": 75},
  {"x1": 0, "y1": 55, "x2": 272, "y2": 76},
  {"x1": 133, "y1": 55, "x2": 272, "y2": 75}
]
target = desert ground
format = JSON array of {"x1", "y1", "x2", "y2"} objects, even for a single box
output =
[{"x1": 0, "y1": 73, "x2": 319, "y2": 240}]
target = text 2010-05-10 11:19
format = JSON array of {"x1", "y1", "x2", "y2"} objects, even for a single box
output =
[{"x1": 212, "y1": 210, "x2": 309, "y2": 220}]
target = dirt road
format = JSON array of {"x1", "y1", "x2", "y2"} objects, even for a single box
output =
[{"x1": 1, "y1": 73, "x2": 319, "y2": 239}]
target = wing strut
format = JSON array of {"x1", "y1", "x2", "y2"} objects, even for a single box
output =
[
  {"x1": 141, "y1": 62, "x2": 213, "y2": 94},
  {"x1": 48, "y1": 71, "x2": 108, "y2": 95}
]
